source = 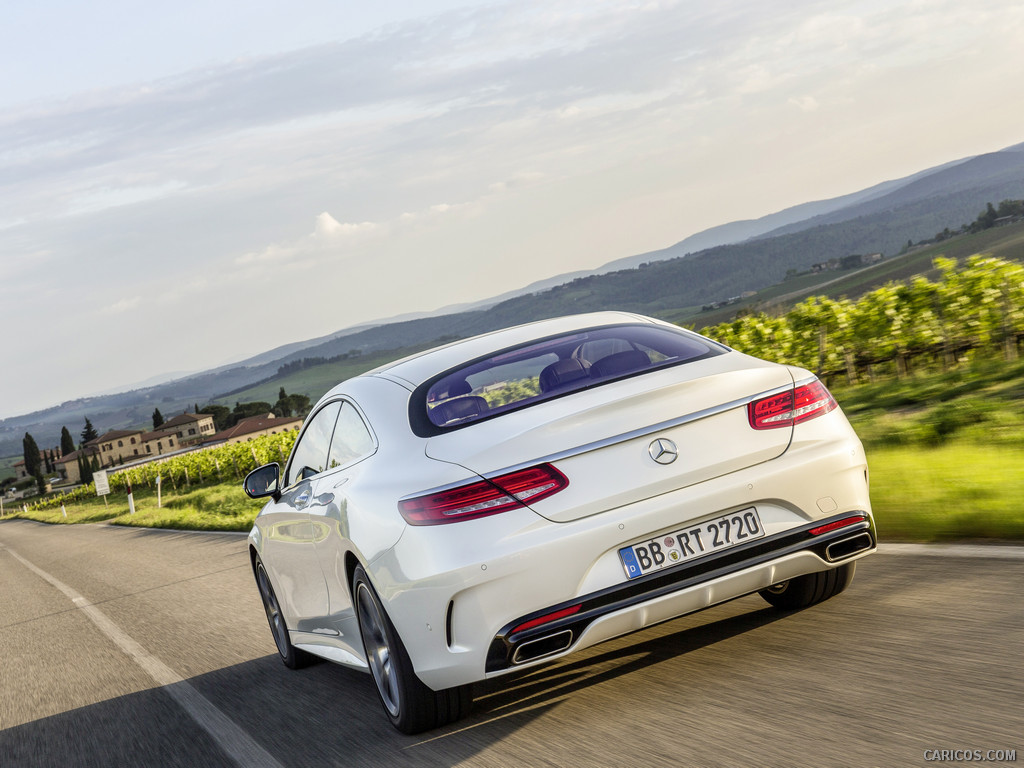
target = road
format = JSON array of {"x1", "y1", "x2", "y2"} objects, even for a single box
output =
[{"x1": 1, "y1": 519, "x2": 1020, "y2": 767}]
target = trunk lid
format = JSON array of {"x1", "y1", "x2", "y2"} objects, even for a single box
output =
[{"x1": 424, "y1": 353, "x2": 794, "y2": 522}]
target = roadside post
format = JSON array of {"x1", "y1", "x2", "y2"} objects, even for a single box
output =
[
  {"x1": 61, "y1": 503, "x2": 67, "y2": 519},
  {"x1": 94, "y1": 469, "x2": 111, "y2": 507},
  {"x1": 126, "y1": 478, "x2": 136, "y2": 516},
  {"x1": 156, "y1": 473, "x2": 162, "y2": 508}
]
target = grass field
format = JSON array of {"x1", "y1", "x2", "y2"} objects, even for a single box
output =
[
  {"x1": 4, "y1": 482, "x2": 265, "y2": 531},
  {"x1": 834, "y1": 357, "x2": 1024, "y2": 450},
  {"x1": 867, "y1": 444, "x2": 1024, "y2": 541},
  {"x1": 0, "y1": 455, "x2": 19, "y2": 483}
]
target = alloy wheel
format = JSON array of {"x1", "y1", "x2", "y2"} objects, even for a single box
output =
[
  {"x1": 257, "y1": 564, "x2": 290, "y2": 658},
  {"x1": 356, "y1": 583, "x2": 401, "y2": 717}
]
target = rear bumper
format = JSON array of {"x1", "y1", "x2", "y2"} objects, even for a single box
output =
[{"x1": 485, "y1": 510, "x2": 876, "y2": 673}]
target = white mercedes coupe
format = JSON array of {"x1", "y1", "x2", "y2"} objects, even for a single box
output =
[{"x1": 244, "y1": 312, "x2": 876, "y2": 733}]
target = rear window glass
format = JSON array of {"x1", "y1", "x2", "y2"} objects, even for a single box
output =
[{"x1": 418, "y1": 324, "x2": 724, "y2": 431}]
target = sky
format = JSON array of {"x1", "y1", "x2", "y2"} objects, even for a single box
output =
[{"x1": 4, "y1": 0, "x2": 1024, "y2": 419}]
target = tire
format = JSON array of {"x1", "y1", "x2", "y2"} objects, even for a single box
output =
[
  {"x1": 255, "y1": 557, "x2": 317, "y2": 669},
  {"x1": 352, "y1": 565, "x2": 472, "y2": 734},
  {"x1": 759, "y1": 562, "x2": 856, "y2": 610}
]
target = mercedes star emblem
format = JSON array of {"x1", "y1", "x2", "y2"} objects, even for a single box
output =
[{"x1": 648, "y1": 438, "x2": 678, "y2": 465}]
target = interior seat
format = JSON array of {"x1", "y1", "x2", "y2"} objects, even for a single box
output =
[
  {"x1": 431, "y1": 396, "x2": 489, "y2": 425},
  {"x1": 539, "y1": 358, "x2": 592, "y2": 393},
  {"x1": 590, "y1": 349, "x2": 651, "y2": 379}
]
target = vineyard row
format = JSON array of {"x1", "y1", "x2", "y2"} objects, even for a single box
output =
[{"x1": 698, "y1": 255, "x2": 1024, "y2": 383}]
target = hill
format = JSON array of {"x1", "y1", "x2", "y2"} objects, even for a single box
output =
[
  {"x1": 4, "y1": 142, "x2": 1024, "y2": 457},
  {"x1": 216, "y1": 219, "x2": 1024, "y2": 406}
]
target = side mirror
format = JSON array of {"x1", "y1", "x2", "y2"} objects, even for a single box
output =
[{"x1": 244, "y1": 463, "x2": 281, "y2": 500}]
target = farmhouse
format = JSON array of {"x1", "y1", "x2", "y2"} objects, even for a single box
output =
[
  {"x1": 85, "y1": 429, "x2": 145, "y2": 467},
  {"x1": 206, "y1": 413, "x2": 303, "y2": 446},
  {"x1": 159, "y1": 412, "x2": 216, "y2": 446},
  {"x1": 139, "y1": 428, "x2": 181, "y2": 456}
]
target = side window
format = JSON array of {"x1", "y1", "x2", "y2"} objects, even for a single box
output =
[
  {"x1": 327, "y1": 403, "x2": 375, "y2": 469},
  {"x1": 286, "y1": 402, "x2": 342, "y2": 486}
]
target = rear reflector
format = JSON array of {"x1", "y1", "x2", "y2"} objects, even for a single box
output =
[
  {"x1": 511, "y1": 604, "x2": 582, "y2": 634},
  {"x1": 810, "y1": 515, "x2": 866, "y2": 536},
  {"x1": 399, "y1": 463, "x2": 568, "y2": 525},
  {"x1": 748, "y1": 380, "x2": 838, "y2": 430}
]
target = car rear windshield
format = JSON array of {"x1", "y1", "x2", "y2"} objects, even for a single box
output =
[{"x1": 416, "y1": 324, "x2": 725, "y2": 432}]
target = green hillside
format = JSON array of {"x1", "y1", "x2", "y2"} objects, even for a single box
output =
[
  {"x1": 677, "y1": 219, "x2": 1024, "y2": 328},
  {"x1": 221, "y1": 221, "x2": 1024, "y2": 406}
]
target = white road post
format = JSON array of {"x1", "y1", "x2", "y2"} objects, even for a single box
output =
[
  {"x1": 61, "y1": 503, "x2": 67, "y2": 519},
  {"x1": 127, "y1": 478, "x2": 136, "y2": 516},
  {"x1": 157, "y1": 473, "x2": 162, "y2": 508}
]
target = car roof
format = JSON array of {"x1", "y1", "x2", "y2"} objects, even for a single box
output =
[{"x1": 365, "y1": 311, "x2": 657, "y2": 388}]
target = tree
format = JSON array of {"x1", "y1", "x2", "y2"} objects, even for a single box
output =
[
  {"x1": 273, "y1": 391, "x2": 311, "y2": 419},
  {"x1": 288, "y1": 394, "x2": 310, "y2": 417},
  {"x1": 81, "y1": 418, "x2": 99, "y2": 444},
  {"x1": 200, "y1": 404, "x2": 231, "y2": 431},
  {"x1": 23, "y1": 433, "x2": 42, "y2": 478},
  {"x1": 273, "y1": 388, "x2": 293, "y2": 417},
  {"x1": 229, "y1": 401, "x2": 274, "y2": 427},
  {"x1": 60, "y1": 426, "x2": 75, "y2": 455},
  {"x1": 78, "y1": 452, "x2": 94, "y2": 484},
  {"x1": 153, "y1": 408, "x2": 165, "y2": 429}
]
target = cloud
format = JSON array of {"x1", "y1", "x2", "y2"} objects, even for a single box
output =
[
  {"x1": 789, "y1": 95, "x2": 819, "y2": 112},
  {"x1": 235, "y1": 198, "x2": 478, "y2": 271},
  {"x1": 66, "y1": 181, "x2": 189, "y2": 216},
  {"x1": 5, "y1": 0, "x2": 1024, "y2": 418},
  {"x1": 314, "y1": 212, "x2": 378, "y2": 239},
  {"x1": 100, "y1": 296, "x2": 141, "y2": 315}
]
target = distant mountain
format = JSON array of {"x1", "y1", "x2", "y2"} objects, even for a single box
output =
[
  {"x1": 760, "y1": 149, "x2": 1024, "y2": 239},
  {"x1": 241, "y1": 144, "x2": 1024, "y2": 367},
  {"x1": 595, "y1": 156, "x2": 971, "y2": 272},
  {"x1": 3, "y1": 142, "x2": 1023, "y2": 458}
]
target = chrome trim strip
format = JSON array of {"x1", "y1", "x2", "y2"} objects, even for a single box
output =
[
  {"x1": 310, "y1": 627, "x2": 341, "y2": 636},
  {"x1": 484, "y1": 379, "x2": 798, "y2": 479},
  {"x1": 397, "y1": 464, "x2": 484, "y2": 503}
]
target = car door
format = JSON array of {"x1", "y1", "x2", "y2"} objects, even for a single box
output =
[
  {"x1": 307, "y1": 400, "x2": 378, "y2": 649},
  {"x1": 259, "y1": 401, "x2": 340, "y2": 630}
]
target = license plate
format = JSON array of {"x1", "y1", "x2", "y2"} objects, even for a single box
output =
[{"x1": 619, "y1": 507, "x2": 765, "y2": 579}]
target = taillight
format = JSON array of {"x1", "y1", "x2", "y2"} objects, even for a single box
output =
[
  {"x1": 511, "y1": 604, "x2": 582, "y2": 634},
  {"x1": 747, "y1": 380, "x2": 838, "y2": 430},
  {"x1": 399, "y1": 463, "x2": 568, "y2": 525},
  {"x1": 810, "y1": 515, "x2": 865, "y2": 536}
]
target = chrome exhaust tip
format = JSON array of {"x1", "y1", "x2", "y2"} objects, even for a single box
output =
[
  {"x1": 512, "y1": 630, "x2": 573, "y2": 664},
  {"x1": 825, "y1": 532, "x2": 873, "y2": 562}
]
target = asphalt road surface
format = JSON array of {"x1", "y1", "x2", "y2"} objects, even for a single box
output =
[{"x1": 1, "y1": 518, "x2": 1021, "y2": 768}]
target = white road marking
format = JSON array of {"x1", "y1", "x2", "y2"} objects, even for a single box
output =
[
  {"x1": 878, "y1": 543, "x2": 1024, "y2": 560},
  {"x1": 3, "y1": 545, "x2": 284, "y2": 768}
]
